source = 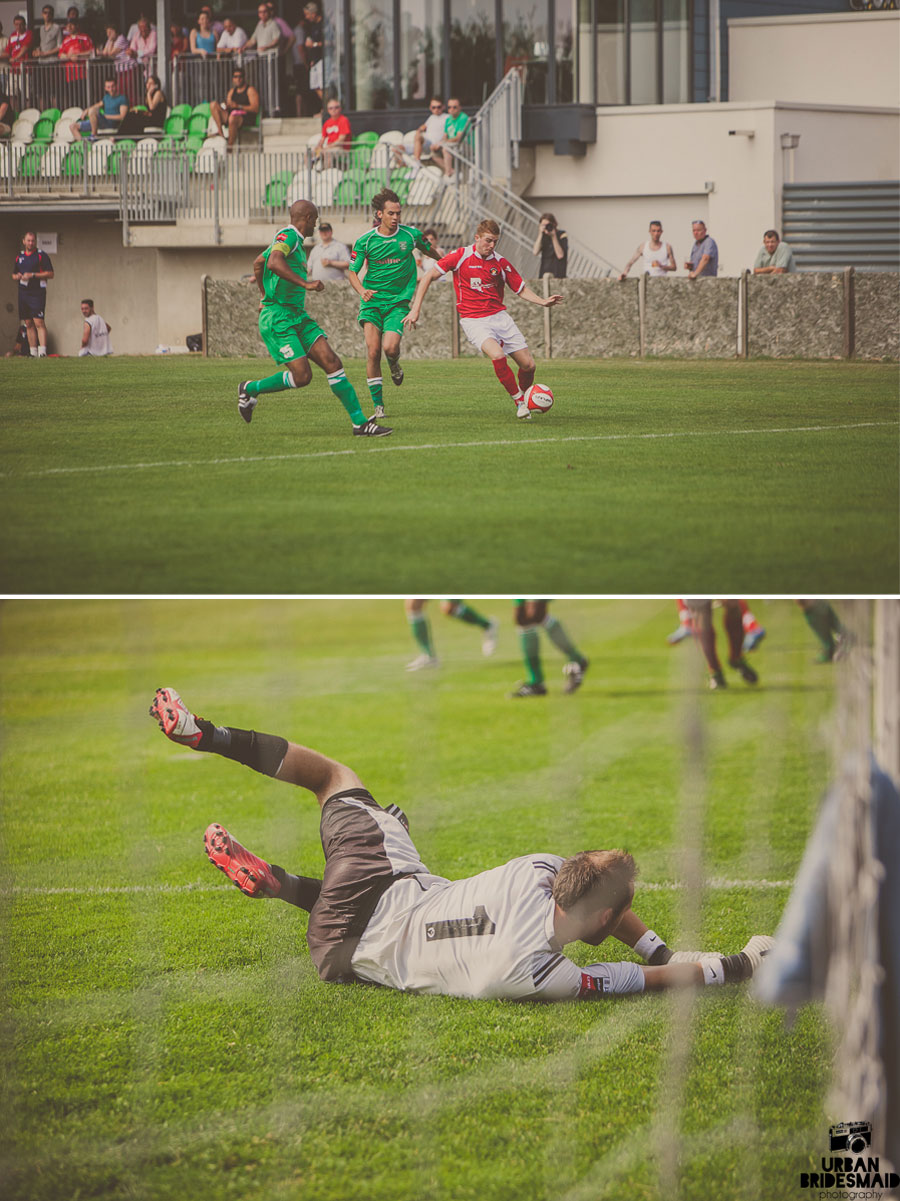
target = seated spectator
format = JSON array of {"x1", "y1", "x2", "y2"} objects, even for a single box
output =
[
  {"x1": 315, "y1": 97, "x2": 351, "y2": 166},
  {"x1": 33, "y1": 6, "x2": 63, "y2": 60},
  {"x1": 169, "y1": 21, "x2": 189, "y2": 58},
  {"x1": 190, "y1": 11, "x2": 218, "y2": 57},
  {"x1": 430, "y1": 98, "x2": 468, "y2": 177},
  {"x1": 78, "y1": 299, "x2": 113, "y2": 356},
  {"x1": 70, "y1": 76, "x2": 129, "y2": 140},
  {"x1": 120, "y1": 73, "x2": 167, "y2": 134},
  {"x1": 753, "y1": 229, "x2": 796, "y2": 275},
  {"x1": 0, "y1": 86, "x2": 11, "y2": 135},
  {"x1": 307, "y1": 222, "x2": 351, "y2": 281},
  {"x1": 210, "y1": 67, "x2": 259, "y2": 148},
  {"x1": 216, "y1": 16, "x2": 247, "y2": 57},
  {"x1": 392, "y1": 97, "x2": 447, "y2": 172},
  {"x1": 128, "y1": 17, "x2": 157, "y2": 68},
  {"x1": 98, "y1": 24, "x2": 129, "y2": 61},
  {"x1": 5, "y1": 15, "x2": 34, "y2": 67},
  {"x1": 59, "y1": 18, "x2": 94, "y2": 82},
  {"x1": 199, "y1": 5, "x2": 224, "y2": 37},
  {"x1": 244, "y1": 3, "x2": 281, "y2": 54}
]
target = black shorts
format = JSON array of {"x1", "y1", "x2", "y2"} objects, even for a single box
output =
[
  {"x1": 306, "y1": 788, "x2": 424, "y2": 982},
  {"x1": 18, "y1": 292, "x2": 45, "y2": 320}
]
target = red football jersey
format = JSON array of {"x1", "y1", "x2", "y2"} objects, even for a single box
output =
[
  {"x1": 321, "y1": 114, "x2": 351, "y2": 147},
  {"x1": 434, "y1": 244, "x2": 525, "y2": 318}
]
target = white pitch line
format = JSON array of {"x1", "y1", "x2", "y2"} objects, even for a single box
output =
[
  {"x1": 1, "y1": 421, "x2": 894, "y2": 480},
  {"x1": 2, "y1": 877, "x2": 793, "y2": 896}
]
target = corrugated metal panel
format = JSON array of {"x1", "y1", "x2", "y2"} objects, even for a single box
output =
[{"x1": 783, "y1": 181, "x2": 900, "y2": 271}]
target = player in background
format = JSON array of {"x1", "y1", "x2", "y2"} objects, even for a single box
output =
[
  {"x1": 684, "y1": 600, "x2": 759, "y2": 690},
  {"x1": 405, "y1": 599, "x2": 499, "y2": 671},
  {"x1": 238, "y1": 199, "x2": 391, "y2": 438},
  {"x1": 797, "y1": 600, "x2": 851, "y2": 662},
  {"x1": 404, "y1": 218, "x2": 562, "y2": 420},
  {"x1": 347, "y1": 188, "x2": 441, "y2": 419},
  {"x1": 150, "y1": 687, "x2": 773, "y2": 1000},
  {"x1": 12, "y1": 230, "x2": 54, "y2": 357},
  {"x1": 512, "y1": 600, "x2": 589, "y2": 697},
  {"x1": 668, "y1": 599, "x2": 765, "y2": 653}
]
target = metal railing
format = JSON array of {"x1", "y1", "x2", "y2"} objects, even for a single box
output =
[
  {"x1": 0, "y1": 58, "x2": 148, "y2": 115},
  {"x1": 465, "y1": 68, "x2": 524, "y2": 190},
  {"x1": 170, "y1": 52, "x2": 280, "y2": 120}
]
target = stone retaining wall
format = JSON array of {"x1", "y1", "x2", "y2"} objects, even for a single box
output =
[{"x1": 204, "y1": 272, "x2": 899, "y2": 360}]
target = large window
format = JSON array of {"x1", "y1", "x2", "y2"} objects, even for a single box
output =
[
  {"x1": 662, "y1": 0, "x2": 689, "y2": 102},
  {"x1": 630, "y1": 0, "x2": 659, "y2": 103},
  {"x1": 399, "y1": 0, "x2": 443, "y2": 104},
  {"x1": 502, "y1": 0, "x2": 549, "y2": 102},
  {"x1": 556, "y1": 0, "x2": 576, "y2": 103},
  {"x1": 449, "y1": 0, "x2": 497, "y2": 105},
  {"x1": 349, "y1": 0, "x2": 394, "y2": 109},
  {"x1": 595, "y1": 0, "x2": 626, "y2": 104}
]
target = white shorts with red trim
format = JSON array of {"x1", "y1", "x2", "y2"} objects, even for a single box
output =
[{"x1": 459, "y1": 310, "x2": 528, "y2": 355}]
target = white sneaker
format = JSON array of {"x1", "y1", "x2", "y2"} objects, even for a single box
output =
[
  {"x1": 741, "y1": 934, "x2": 775, "y2": 971},
  {"x1": 482, "y1": 618, "x2": 499, "y2": 657},
  {"x1": 406, "y1": 653, "x2": 439, "y2": 672},
  {"x1": 516, "y1": 400, "x2": 531, "y2": 420},
  {"x1": 668, "y1": 950, "x2": 724, "y2": 964}
]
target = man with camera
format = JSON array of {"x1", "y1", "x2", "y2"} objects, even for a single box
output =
[{"x1": 531, "y1": 212, "x2": 568, "y2": 279}]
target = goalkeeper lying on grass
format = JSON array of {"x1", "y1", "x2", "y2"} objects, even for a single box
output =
[{"x1": 151, "y1": 688, "x2": 773, "y2": 1000}]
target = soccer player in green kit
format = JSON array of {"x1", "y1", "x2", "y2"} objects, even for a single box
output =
[
  {"x1": 347, "y1": 188, "x2": 442, "y2": 419},
  {"x1": 238, "y1": 198, "x2": 391, "y2": 438}
]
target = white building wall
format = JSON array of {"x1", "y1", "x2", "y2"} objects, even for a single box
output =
[
  {"x1": 729, "y1": 12, "x2": 900, "y2": 109},
  {"x1": 525, "y1": 102, "x2": 900, "y2": 277}
]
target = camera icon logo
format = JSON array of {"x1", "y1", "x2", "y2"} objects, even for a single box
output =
[{"x1": 829, "y1": 1121, "x2": 872, "y2": 1155}]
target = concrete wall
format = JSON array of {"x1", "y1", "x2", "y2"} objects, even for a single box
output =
[
  {"x1": 525, "y1": 102, "x2": 900, "y2": 282},
  {"x1": 729, "y1": 12, "x2": 900, "y2": 109},
  {"x1": 205, "y1": 272, "x2": 899, "y2": 361}
]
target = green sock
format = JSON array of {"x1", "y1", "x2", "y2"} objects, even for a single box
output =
[
  {"x1": 326, "y1": 368, "x2": 366, "y2": 425},
  {"x1": 409, "y1": 615, "x2": 434, "y2": 656},
  {"x1": 246, "y1": 369, "x2": 294, "y2": 397},
  {"x1": 367, "y1": 377, "x2": 383, "y2": 408},
  {"x1": 802, "y1": 600, "x2": 840, "y2": 656},
  {"x1": 447, "y1": 601, "x2": 490, "y2": 630},
  {"x1": 542, "y1": 614, "x2": 585, "y2": 665},
  {"x1": 519, "y1": 626, "x2": 543, "y2": 685}
]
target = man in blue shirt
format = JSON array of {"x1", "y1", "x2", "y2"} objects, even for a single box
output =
[
  {"x1": 12, "y1": 230, "x2": 54, "y2": 357},
  {"x1": 684, "y1": 219, "x2": 718, "y2": 279},
  {"x1": 70, "y1": 77, "x2": 130, "y2": 140}
]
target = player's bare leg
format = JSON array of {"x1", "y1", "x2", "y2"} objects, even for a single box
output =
[
  {"x1": 226, "y1": 110, "x2": 244, "y2": 149},
  {"x1": 687, "y1": 601, "x2": 727, "y2": 689},
  {"x1": 24, "y1": 317, "x2": 38, "y2": 355},
  {"x1": 210, "y1": 100, "x2": 226, "y2": 139},
  {"x1": 721, "y1": 600, "x2": 758, "y2": 685},
  {"x1": 510, "y1": 347, "x2": 536, "y2": 403},
  {"x1": 383, "y1": 330, "x2": 404, "y2": 388},
  {"x1": 33, "y1": 316, "x2": 48, "y2": 352},
  {"x1": 239, "y1": 354, "x2": 312, "y2": 422},
  {"x1": 362, "y1": 321, "x2": 387, "y2": 418},
  {"x1": 481, "y1": 336, "x2": 529, "y2": 418}
]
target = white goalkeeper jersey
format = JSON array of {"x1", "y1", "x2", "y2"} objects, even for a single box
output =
[{"x1": 350, "y1": 854, "x2": 641, "y2": 1000}]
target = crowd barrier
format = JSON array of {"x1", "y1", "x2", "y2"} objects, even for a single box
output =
[{"x1": 203, "y1": 271, "x2": 899, "y2": 360}]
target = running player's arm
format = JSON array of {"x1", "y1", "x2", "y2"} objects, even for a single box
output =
[
  {"x1": 347, "y1": 237, "x2": 375, "y2": 301},
  {"x1": 267, "y1": 242, "x2": 324, "y2": 292}
]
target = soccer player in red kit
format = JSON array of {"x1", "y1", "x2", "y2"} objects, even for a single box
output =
[{"x1": 403, "y1": 218, "x2": 562, "y2": 419}]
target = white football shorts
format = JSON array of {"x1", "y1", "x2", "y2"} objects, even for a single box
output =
[{"x1": 460, "y1": 310, "x2": 528, "y2": 355}]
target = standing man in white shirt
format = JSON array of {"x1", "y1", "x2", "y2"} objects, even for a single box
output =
[
  {"x1": 77, "y1": 299, "x2": 112, "y2": 356},
  {"x1": 216, "y1": 16, "x2": 248, "y2": 58},
  {"x1": 306, "y1": 221, "x2": 350, "y2": 282},
  {"x1": 151, "y1": 687, "x2": 774, "y2": 999},
  {"x1": 617, "y1": 220, "x2": 676, "y2": 280}
]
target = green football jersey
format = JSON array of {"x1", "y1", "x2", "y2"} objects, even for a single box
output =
[
  {"x1": 261, "y1": 225, "x2": 308, "y2": 313},
  {"x1": 349, "y1": 224, "x2": 431, "y2": 303}
]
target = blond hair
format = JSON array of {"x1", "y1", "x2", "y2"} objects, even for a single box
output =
[{"x1": 552, "y1": 850, "x2": 636, "y2": 914}]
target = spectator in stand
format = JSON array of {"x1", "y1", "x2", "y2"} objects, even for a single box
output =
[
  {"x1": 99, "y1": 23, "x2": 129, "y2": 62},
  {"x1": 169, "y1": 20, "x2": 189, "y2": 58},
  {"x1": 430, "y1": 97, "x2": 468, "y2": 177},
  {"x1": 0, "y1": 85, "x2": 11, "y2": 134},
  {"x1": 314, "y1": 97, "x2": 351, "y2": 166},
  {"x1": 244, "y1": 3, "x2": 281, "y2": 54},
  {"x1": 126, "y1": 12, "x2": 154, "y2": 42},
  {"x1": 66, "y1": 6, "x2": 80, "y2": 24},
  {"x1": 216, "y1": 16, "x2": 247, "y2": 57},
  {"x1": 294, "y1": 1, "x2": 324, "y2": 116},
  {"x1": 617, "y1": 220, "x2": 676, "y2": 280},
  {"x1": 70, "y1": 75, "x2": 129, "y2": 139},
  {"x1": 199, "y1": 6, "x2": 224, "y2": 37},
  {"x1": 59, "y1": 18, "x2": 94, "y2": 83},
  {"x1": 210, "y1": 67, "x2": 260, "y2": 148},
  {"x1": 0, "y1": 22, "x2": 9, "y2": 61},
  {"x1": 415, "y1": 228, "x2": 445, "y2": 278},
  {"x1": 136, "y1": 73, "x2": 167, "y2": 130},
  {"x1": 190, "y1": 11, "x2": 218, "y2": 57},
  {"x1": 78, "y1": 298, "x2": 112, "y2": 356},
  {"x1": 6, "y1": 15, "x2": 34, "y2": 68},
  {"x1": 752, "y1": 228, "x2": 796, "y2": 275},
  {"x1": 684, "y1": 219, "x2": 718, "y2": 279},
  {"x1": 307, "y1": 221, "x2": 351, "y2": 282},
  {"x1": 128, "y1": 17, "x2": 157, "y2": 71},
  {"x1": 33, "y1": 6, "x2": 63, "y2": 60},
  {"x1": 393, "y1": 96, "x2": 447, "y2": 172},
  {"x1": 531, "y1": 212, "x2": 569, "y2": 279}
]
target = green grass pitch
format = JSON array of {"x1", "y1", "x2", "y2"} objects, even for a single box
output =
[
  {"x1": 2, "y1": 598, "x2": 841, "y2": 1200},
  {"x1": 0, "y1": 356, "x2": 896, "y2": 593}
]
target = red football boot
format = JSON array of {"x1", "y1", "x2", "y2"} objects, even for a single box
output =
[{"x1": 204, "y1": 823, "x2": 281, "y2": 898}]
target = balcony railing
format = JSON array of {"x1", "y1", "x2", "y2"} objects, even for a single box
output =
[{"x1": 170, "y1": 52, "x2": 281, "y2": 120}]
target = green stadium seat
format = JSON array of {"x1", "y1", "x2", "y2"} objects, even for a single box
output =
[
  {"x1": 191, "y1": 101, "x2": 211, "y2": 119},
  {"x1": 392, "y1": 177, "x2": 411, "y2": 203},
  {"x1": 107, "y1": 139, "x2": 136, "y2": 177},
  {"x1": 19, "y1": 143, "x2": 48, "y2": 178},
  {"x1": 188, "y1": 113, "x2": 209, "y2": 136},
  {"x1": 164, "y1": 115, "x2": 185, "y2": 137},
  {"x1": 332, "y1": 178, "x2": 360, "y2": 205},
  {"x1": 39, "y1": 106, "x2": 61, "y2": 125},
  {"x1": 186, "y1": 133, "x2": 205, "y2": 152},
  {"x1": 264, "y1": 169, "x2": 293, "y2": 206},
  {"x1": 356, "y1": 131, "x2": 379, "y2": 147},
  {"x1": 61, "y1": 141, "x2": 86, "y2": 177},
  {"x1": 32, "y1": 117, "x2": 54, "y2": 140},
  {"x1": 170, "y1": 103, "x2": 191, "y2": 122}
]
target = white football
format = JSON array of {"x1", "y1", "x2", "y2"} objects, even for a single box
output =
[{"x1": 526, "y1": 383, "x2": 554, "y2": 412}]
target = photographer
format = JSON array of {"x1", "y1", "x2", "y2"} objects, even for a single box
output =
[{"x1": 532, "y1": 212, "x2": 568, "y2": 279}]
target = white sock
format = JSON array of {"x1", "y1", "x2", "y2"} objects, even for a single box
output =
[
  {"x1": 702, "y1": 960, "x2": 725, "y2": 986},
  {"x1": 30, "y1": 347, "x2": 39, "y2": 357},
  {"x1": 37, "y1": 346, "x2": 47, "y2": 356}
]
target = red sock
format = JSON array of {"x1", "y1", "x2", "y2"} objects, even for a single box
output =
[
  {"x1": 492, "y1": 357, "x2": 520, "y2": 398},
  {"x1": 739, "y1": 600, "x2": 761, "y2": 633},
  {"x1": 517, "y1": 367, "x2": 535, "y2": 396}
]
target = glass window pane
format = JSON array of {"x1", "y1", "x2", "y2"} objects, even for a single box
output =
[
  {"x1": 502, "y1": 0, "x2": 548, "y2": 103},
  {"x1": 450, "y1": 0, "x2": 498, "y2": 106},
  {"x1": 399, "y1": 0, "x2": 442, "y2": 104},
  {"x1": 629, "y1": 0, "x2": 657, "y2": 104},
  {"x1": 350, "y1": 0, "x2": 395, "y2": 109},
  {"x1": 556, "y1": 0, "x2": 576, "y2": 103},
  {"x1": 595, "y1": 0, "x2": 625, "y2": 104},
  {"x1": 662, "y1": 0, "x2": 689, "y2": 102}
]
